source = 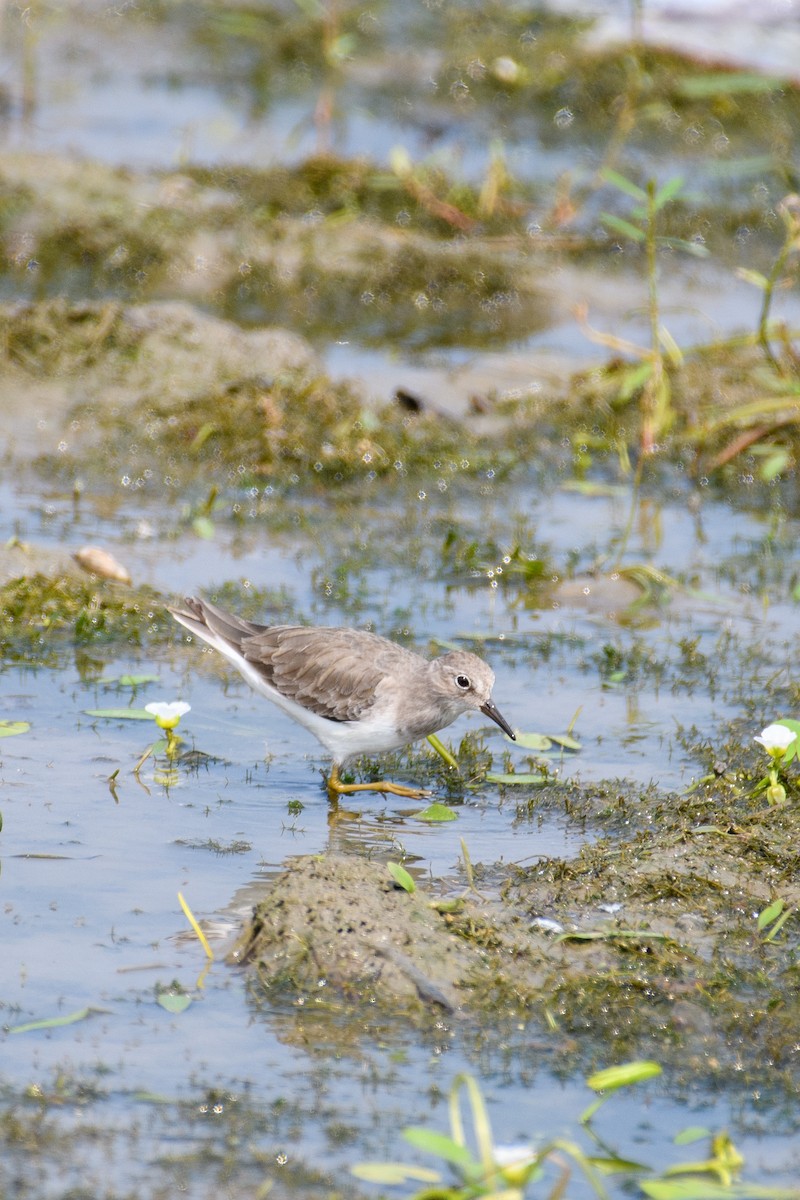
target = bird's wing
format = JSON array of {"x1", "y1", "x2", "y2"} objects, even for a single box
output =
[{"x1": 242, "y1": 626, "x2": 404, "y2": 722}]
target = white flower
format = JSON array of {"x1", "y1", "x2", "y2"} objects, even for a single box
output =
[
  {"x1": 493, "y1": 1143, "x2": 538, "y2": 1186},
  {"x1": 754, "y1": 724, "x2": 796, "y2": 756},
  {"x1": 145, "y1": 700, "x2": 191, "y2": 731}
]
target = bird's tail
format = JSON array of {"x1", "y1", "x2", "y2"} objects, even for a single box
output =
[{"x1": 168, "y1": 596, "x2": 266, "y2": 654}]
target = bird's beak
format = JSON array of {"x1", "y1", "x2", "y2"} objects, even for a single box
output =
[{"x1": 480, "y1": 699, "x2": 516, "y2": 740}]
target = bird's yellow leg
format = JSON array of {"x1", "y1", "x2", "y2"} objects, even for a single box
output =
[{"x1": 326, "y1": 763, "x2": 431, "y2": 800}]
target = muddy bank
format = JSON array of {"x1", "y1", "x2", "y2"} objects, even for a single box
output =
[{"x1": 230, "y1": 776, "x2": 800, "y2": 1097}]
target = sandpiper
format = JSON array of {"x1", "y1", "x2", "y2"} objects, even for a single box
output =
[{"x1": 169, "y1": 596, "x2": 515, "y2": 798}]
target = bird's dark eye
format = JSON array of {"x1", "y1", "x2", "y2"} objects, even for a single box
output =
[{"x1": 456, "y1": 674, "x2": 471, "y2": 690}]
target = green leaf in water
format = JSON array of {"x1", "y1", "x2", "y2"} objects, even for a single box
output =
[
  {"x1": 84, "y1": 708, "x2": 155, "y2": 720},
  {"x1": 0, "y1": 720, "x2": 30, "y2": 738},
  {"x1": 416, "y1": 803, "x2": 457, "y2": 822},
  {"x1": 509, "y1": 731, "x2": 552, "y2": 751},
  {"x1": 8, "y1": 1005, "x2": 110, "y2": 1034},
  {"x1": 156, "y1": 992, "x2": 193, "y2": 1015},
  {"x1": 98, "y1": 676, "x2": 160, "y2": 686},
  {"x1": 586, "y1": 1060, "x2": 663, "y2": 1093},
  {"x1": 387, "y1": 862, "x2": 416, "y2": 893},
  {"x1": 640, "y1": 1183, "x2": 800, "y2": 1199},
  {"x1": 674, "y1": 1127, "x2": 713, "y2": 1146},
  {"x1": 548, "y1": 733, "x2": 582, "y2": 751},
  {"x1": 758, "y1": 898, "x2": 785, "y2": 930},
  {"x1": 402, "y1": 1127, "x2": 477, "y2": 1171},
  {"x1": 581, "y1": 1059, "x2": 663, "y2": 1124}
]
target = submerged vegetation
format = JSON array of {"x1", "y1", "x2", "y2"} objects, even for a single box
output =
[{"x1": 0, "y1": 572, "x2": 169, "y2": 662}]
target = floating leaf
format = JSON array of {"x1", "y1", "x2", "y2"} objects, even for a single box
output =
[
  {"x1": 0, "y1": 720, "x2": 30, "y2": 738},
  {"x1": 509, "y1": 731, "x2": 552, "y2": 751},
  {"x1": 639, "y1": 1182, "x2": 799, "y2": 1199},
  {"x1": 548, "y1": 733, "x2": 582, "y2": 751},
  {"x1": 387, "y1": 862, "x2": 416, "y2": 892},
  {"x1": 156, "y1": 992, "x2": 192, "y2": 1014},
  {"x1": 674, "y1": 1127, "x2": 713, "y2": 1146},
  {"x1": 99, "y1": 673, "x2": 161, "y2": 687},
  {"x1": 416, "y1": 803, "x2": 457, "y2": 822},
  {"x1": 84, "y1": 708, "x2": 154, "y2": 720},
  {"x1": 8, "y1": 1006, "x2": 109, "y2": 1034}
]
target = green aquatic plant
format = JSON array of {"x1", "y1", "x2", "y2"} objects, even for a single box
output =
[
  {"x1": 0, "y1": 573, "x2": 167, "y2": 659},
  {"x1": 352, "y1": 1071, "x2": 609, "y2": 1198},
  {"x1": 595, "y1": 169, "x2": 707, "y2": 456},
  {"x1": 738, "y1": 193, "x2": 800, "y2": 376},
  {"x1": 757, "y1": 898, "x2": 793, "y2": 944},
  {"x1": 352, "y1": 1067, "x2": 797, "y2": 1199}
]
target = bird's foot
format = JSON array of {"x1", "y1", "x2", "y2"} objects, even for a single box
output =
[{"x1": 326, "y1": 764, "x2": 431, "y2": 800}]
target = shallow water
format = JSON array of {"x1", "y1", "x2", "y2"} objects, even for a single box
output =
[{"x1": 3, "y1": 461, "x2": 800, "y2": 1192}]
